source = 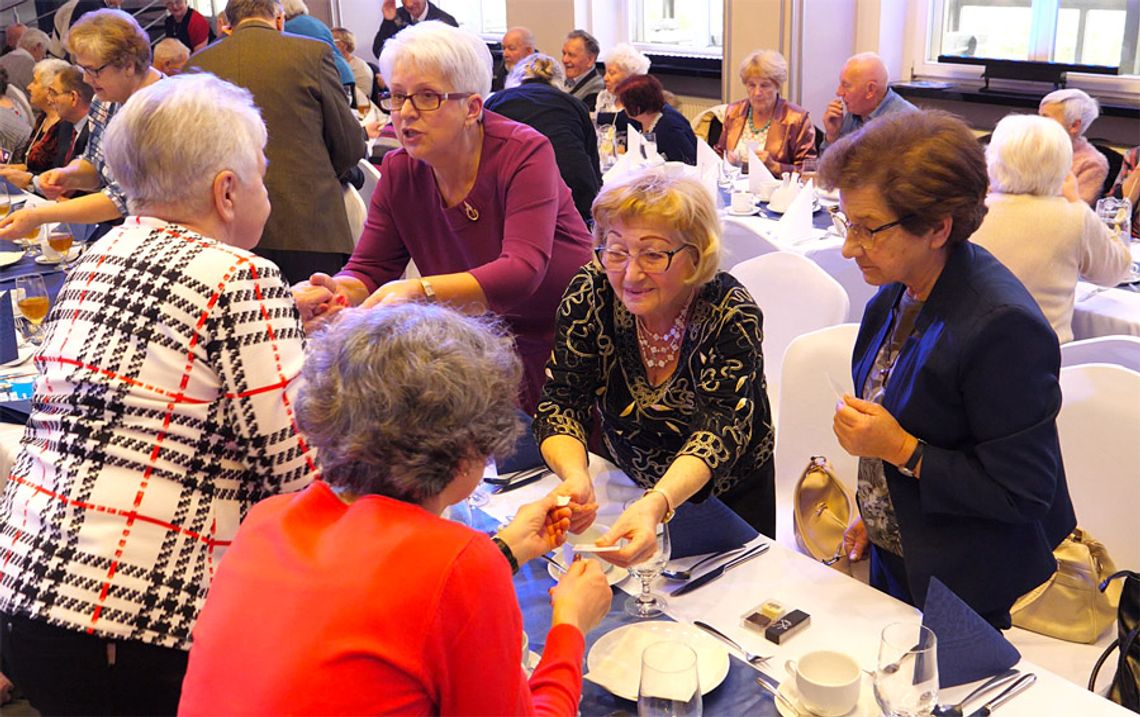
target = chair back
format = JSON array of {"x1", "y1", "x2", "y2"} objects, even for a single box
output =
[
  {"x1": 1061, "y1": 334, "x2": 1140, "y2": 374},
  {"x1": 1091, "y1": 141, "x2": 1125, "y2": 201},
  {"x1": 772, "y1": 323, "x2": 861, "y2": 549},
  {"x1": 343, "y1": 185, "x2": 367, "y2": 245},
  {"x1": 1057, "y1": 363, "x2": 1140, "y2": 570},
  {"x1": 690, "y1": 103, "x2": 728, "y2": 144},
  {"x1": 730, "y1": 251, "x2": 850, "y2": 421},
  {"x1": 720, "y1": 216, "x2": 780, "y2": 271},
  {"x1": 358, "y1": 157, "x2": 382, "y2": 207}
]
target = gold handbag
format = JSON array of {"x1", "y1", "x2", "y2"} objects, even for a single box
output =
[
  {"x1": 1011, "y1": 528, "x2": 1122, "y2": 644},
  {"x1": 793, "y1": 456, "x2": 854, "y2": 574}
]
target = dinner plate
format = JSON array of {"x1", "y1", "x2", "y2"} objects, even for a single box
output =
[
  {"x1": 725, "y1": 206, "x2": 760, "y2": 217},
  {"x1": 775, "y1": 674, "x2": 876, "y2": 717},
  {"x1": 547, "y1": 523, "x2": 626, "y2": 587},
  {"x1": 585, "y1": 621, "x2": 730, "y2": 701},
  {"x1": 0, "y1": 251, "x2": 23, "y2": 269}
]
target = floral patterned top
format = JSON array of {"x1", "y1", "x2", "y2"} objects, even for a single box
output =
[{"x1": 534, "y1": 265, "x2": 775, "y2": 507}]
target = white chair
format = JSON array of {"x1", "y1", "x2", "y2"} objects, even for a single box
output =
[
  {"x1": 720, "y1": 217, "x2": 780, "y2": 271},
  {"x1": 1060, "y1": 334, "x2": 1140, "y2": 373},
  {"x1": 729, "y1": 252, "x2": 851, "y2": 421},
  {"x1": 358, "y1": 158, "x2": 381, "y2": 207},
  {"x1": 772, "y1": 323, "x2": 861, "y2": 552},
  {"x1": 343, "y1": 185, "x2": 367, "y2": 246}
]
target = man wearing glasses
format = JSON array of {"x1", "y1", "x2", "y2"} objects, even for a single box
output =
[{"x1": 1, "y1": 63, "x2": 92, "y2": 194}]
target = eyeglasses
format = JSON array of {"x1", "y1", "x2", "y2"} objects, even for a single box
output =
[
  {"x1": 595, "y1": 245, "x2": 690, "y2": 274},
  {"x1": 379, "y1": 90, "x2": 472, "y2": 113},
  {"x1": 829, "y1": 207, "x2": 914, "y2": 249},
  {"x1": 77, "y1": 61, "x2": 112, "y2": 78}
]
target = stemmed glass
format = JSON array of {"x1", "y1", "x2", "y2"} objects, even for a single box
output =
[
  {"x1": 48, "y1": 224, "x2": 83, "y2": 269},
  {"x1": 624, "y1": 500, "x2": 671, "y2": 618},
  {"x1": 873, "y1": 623, "x2": 938, "y2": 717},
  {"x1": 638, "y1": 641, "x2": 702, "y2": 717},
  {"x1": 15, "y1": 274, "x2": 50, "y2": 345},
  {"x1": 1096, "y1": 197, "x2": 1136, "y2": 282}
]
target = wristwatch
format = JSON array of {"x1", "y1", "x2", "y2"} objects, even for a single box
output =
[
  {"x1": 418, "y1": 277, "x2": 436, "y2": 303},
  {"x1": 898, "y1": 440, "x2": 925, "y2": 478}
]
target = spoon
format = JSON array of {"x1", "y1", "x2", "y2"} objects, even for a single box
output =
[
  {"x1": 662, "y1": 546, "x2": 747, "y2": 581},
  {"x1": 931, "y1": 668, "x2": 1020, "y2": 717}
]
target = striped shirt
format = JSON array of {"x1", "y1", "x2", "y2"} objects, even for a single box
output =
[
  {"x1": 0, "y1": 217, "x2": 318, "y2": 649},
  {"x1": 80, "y1": 97, "x2": 127, "y2": 215}
]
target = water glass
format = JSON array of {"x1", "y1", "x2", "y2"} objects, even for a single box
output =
[
  {"x1": 1096, "y1": 197, "x2": 1132, "y2": 243},
  {"x1": 624, "y1": 500, "x2": 671, "y2": 618},
  {"x1": 873, "y1": 623, "x2": 938, "y2": 717},
  {"x1": 638, "y1": 641, "x2": 702, "y2": 717}
]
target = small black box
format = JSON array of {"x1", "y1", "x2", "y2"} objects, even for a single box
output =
[{"x1": 764, "y1": 609, "x2": 811, "y2": 644}]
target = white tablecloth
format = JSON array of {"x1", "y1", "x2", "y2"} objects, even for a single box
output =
[{"x1": 483, "y1": 457, "x2": 1130, "y2": 715}]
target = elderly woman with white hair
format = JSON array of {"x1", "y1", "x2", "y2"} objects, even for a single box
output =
[
  {"x1": 0, "y1": 73, "x2": 317, "y2": 715},
  {"x1": 294, "y1": 21, "x2": 593, "y2": 414},
  {"x1": 484, "y1": 52, "x2": 601, "y2": 223},
  {"x1": 715, "y1": 49, "x2": 816, "y2": 174},
  {"x1": 971, "y1": 114, "x2": 1130, "y2": 343},
  {"x1": 595, "y1": 42, "x2": 650, "y2": 114},
  {"x1": 1039, "y1": 88, "x2": 1108, "y2": 205}
]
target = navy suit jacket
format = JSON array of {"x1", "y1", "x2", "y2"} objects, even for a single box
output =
[
  {"x1": 853, "y1": 242, "x2": 1075, "y2": 622},
  {"x1": 372, "y1": 2, "x2": 458, "y2": 58}
]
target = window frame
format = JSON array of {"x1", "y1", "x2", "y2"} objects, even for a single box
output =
[{"x1": 626, "y1": 0, "x2": 725, "y2": 60}]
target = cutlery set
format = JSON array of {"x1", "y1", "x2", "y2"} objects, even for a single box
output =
[{"x1": 483, "y1": 466, "x2": 550, "y2": 493}]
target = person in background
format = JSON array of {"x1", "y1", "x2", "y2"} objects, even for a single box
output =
[
  {"x1": 2, "y1": 23, "x2": 25, "y2": 56},
  {"x1": 484, "y1": 52, "x2": 600, "y2": 224},
  {"x1": 42, "y1": 62, "x2": 92, "y2": 167},
  {"x1": 332, "y1": 27, "x2": 374, "y2": 112},
  {"x1": 614, "y1": 74, "x2": 696, "y2": 165},
  {"x1": 282, "y1": 0, "x2": 355, "y2": 102},
  {"x1": 821, "y1": 51, "x2": 915, "y2": 151},
  {"x1": 595, "y1": 42, "x2": 649, "y2": 115},
  {"x1": 0, "y1": 69, "x2": 32, "y2": 168},
  {"x1": 191, "y1": 0, "x2": 366, "y2": 284},
  {"x1": 971, "y1": 114, "x2": 1130, "y2": 343},
  {"x1": 0, "y1": 58, "x2": 72, "y2": 190},
  {"x1": 0, "y1": 27, "x2": 48, "y2": 97},
  {"x1": 293, "y1": 21, "x2": 593, "y2": 415},
  {"x1": 153, "y1": 37, "x2": 190, "y2": 75},
  {"x1": 0, "y1": 9, "x2": 162, "y2": 242},
  {"x1": 372, "y1": 0, "x2": 457, "y2": 58},
  {"x1": 561, "y1": 29, "x2": 603, "y2": 111},
  {"x1": 1110, "y1": 146, "x2": 1139, "y2": 239},
  {"x1": 715, "y1": 49, "x2": 816, "y2": 175},
  {"x1": 216, "y1": 9, "x2": 231, "y2": 36},
  {"x1": 164, "y1": 0, "x2": 213, "y2": 52},
  {"x1": 492, "y1": 25, "x2": 536, "y2": 92},
  {"x1": 535, "y1": 172, "x2": 776, "y2": 564},
  {"x1": 179, "y1": 304, "x2": 612, "y2": 715},
  {"x1": 1039, "y1": 88, "x2": 1108, "y2": 206},
  {"x1": 823, "y1": 110, "x2": 1075, "y2": 628},
  {"x1": 0, "y1": 71, "x2": 317, "y2": 717}
]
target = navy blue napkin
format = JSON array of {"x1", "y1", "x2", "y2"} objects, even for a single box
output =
[
  {"x1": 922, "y1": 576, "x2": 1021, "y2": 688},
  {"x1": 496, "y1": 411, "x2": 544, "y2": 473},
  {"x1": 0, "y1": 291, "x2": 17, "y2": 365},
  {"x1": 668, "y1": 497, "x2": 759, "y2": 559}
]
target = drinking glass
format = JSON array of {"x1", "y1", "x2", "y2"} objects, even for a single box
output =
[
  {"x1": 0, "y1": 182, "x2": 11, "y2": 219},
  {"x1": 873, "y1": 623, "x2": 938, "y2": 717},
  {"x1": 18, "y1": 223, "x2": 42, "y2": 256},
  {"x1": 638, "y1": 641, "x2": 702, "y2": 717},
  {"x1": 624, "y1": 500, "x2": 671, "y2": 618},
  {"x1": 1097, "y1": 196, "x2": 1133, "y2": 242},
  {"x1": 800, "y1": 157, "x2": 819, "y2": 184},
  {"x1": 15, "y1": 274, "x2": 50, "y2": 345}
]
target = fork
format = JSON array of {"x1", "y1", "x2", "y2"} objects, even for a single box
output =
[
  {"x1": 662, "y1": 546, "x2": 747, "y2": 581},
  {"x1": 693, "y1": 620, "x2": 770, "y2": 666}
]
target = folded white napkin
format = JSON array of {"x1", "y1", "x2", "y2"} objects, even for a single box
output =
[
  {"x1": 627, "y1": 126, "x2": 644, "y2": 161},
  {"x1": 748, "y1": 148, "x2": 779, "y2": 194},
  {"x1": 697, "y1": 139, "x2": 719, "y2": 181},
  {"x1": 775, "y1": 179, "x2": 816, "y2": 244},
  {"x1": 584, "y1": 627, "x2": 695, "y2": 701}
]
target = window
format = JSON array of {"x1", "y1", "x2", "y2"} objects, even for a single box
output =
[
  {"x1": 930, "y1": 0, "x2": 1139, "y2": 74},
  {"x1": 435, "y1": 0, "x2": 506, "y2": 39},
  {"x1": 630, "y1": 0, "x2": 722, "y2": 57}
]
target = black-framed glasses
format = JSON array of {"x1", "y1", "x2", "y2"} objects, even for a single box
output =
[
  {"x1": 829, "y1": 207, "x2": 914, "y2": 248},
  {"x1": 77, "y1": 61, "x2": 112, "y2": 78},
  {"x1": 379, "y1": 90, "x2": 472, "y2": 113},
  {"x1": 594, "y1": 245, "x2": 689, "y2": 274}
]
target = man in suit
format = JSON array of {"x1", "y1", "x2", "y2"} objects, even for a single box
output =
[
  {"x1": 491, "y1": 26, "x2": 535, "y2": 92},
  {"x1": 371, "y1": 0, "x2": 457, "y2": 58},
  {"x1": 192, "y1": 0, "x2": 366, "y2": 284}
]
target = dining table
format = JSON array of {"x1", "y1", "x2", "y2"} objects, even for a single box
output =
[{"x1": 481, "y1": 455, "x2": 1132, "y2": 716}]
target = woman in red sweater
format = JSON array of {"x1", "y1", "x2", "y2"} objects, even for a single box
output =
[{"x1": 178, "y1": 304, "x2": 611, "y2": 716}]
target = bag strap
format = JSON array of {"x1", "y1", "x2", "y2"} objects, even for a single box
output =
[
  {"x1": 1088, "y1": 636, "x2": 1122, "y2": 692},
  {"x1": 1100, "y1": 569, "x2": 1140, "y2": 592}
]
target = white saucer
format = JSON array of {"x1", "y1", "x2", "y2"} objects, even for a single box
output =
[
  {"x1": 726, "y1": 206, "x2": 760, "y2": 217},
  {"x1": 766, "y1": 200, "x2": 823, "y2": 215},
  {"x1": 775, "y1": 674, "x2": 876, "y2": 717},
  {"x1": 34, "y1": 254, "x2": 62, "y2": 265}
]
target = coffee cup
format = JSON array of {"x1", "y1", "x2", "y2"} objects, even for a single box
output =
[
  {"x1": 731, "y1": 191, "x2": 754, "y2": 214},
  {"x1": 785, "y1": 651, "x2": 861, "y2": 716}
]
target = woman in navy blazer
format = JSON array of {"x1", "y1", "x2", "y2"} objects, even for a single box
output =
[{"x1": 820, "y1": 110, "x2": 1076, "y2": 628}]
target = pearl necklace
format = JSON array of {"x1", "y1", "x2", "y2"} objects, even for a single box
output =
[{"x1": 635, "y1": 294, "x2": 694, "y2": 369}]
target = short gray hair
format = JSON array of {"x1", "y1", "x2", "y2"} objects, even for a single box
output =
[
  {"x1": 33, "y1": 58, "x2": 70, "y2": 85},
  {"x1": 224, "y1": 0, "x2": 278, "y2": 24},
  {"x1": 17, "y1": 28, "x2": 48, "y2": 53},
  {"x1": 565, "y1": 29, "x2": 599, "y2": 58},
  {"x1": 986, "y1": 114, "x2": 1072, "y2": 197},
  {"x1": 505, "y1": 52, "x2": 564, "y2": 90},
  {"x1": 740, "y1": 49, "x2": 787, "y2": 87},
  {"x1": 1040, "y1": 88, "x2": 1100, "y2": 136},
  {"x1": 104, "y1": 73, "x2": 267, "y2": 216},
  {"x1": 153, "y1": 37, "x2": 189, "y2": 65},
  {"x1": 602, "y1": 43, "x2": 651, "y2": 77},
  {"x1": 281, "y1": 0, "x2": 308, "y2": 18},
  {"x1": 378, "y1": 20, "x2": 492, "y2": 99},
  {"x1": 296, "y1": 305, "x2": 523, "y2": 502}
]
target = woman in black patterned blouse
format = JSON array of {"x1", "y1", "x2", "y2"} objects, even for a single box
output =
[{"x1": 533, "y1": 172, "x2": 775, "y2": 565}]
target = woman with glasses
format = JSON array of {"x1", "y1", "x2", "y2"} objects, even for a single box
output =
[
  {"x1": 0, "y1": 9, "x2": 161, "y2": 241},
  {"x1": 293, "y1": 21, "x2": 593, "y2": 414},
  {"x1": 533, "y1": 172, "x2": 775, "y2": 566},
  {"x1": 822, "y1": 110, "x2": 1076, "y2": 628},
  {"x1": 0, "y1": 59, "x2": 75, "y2": 190}
]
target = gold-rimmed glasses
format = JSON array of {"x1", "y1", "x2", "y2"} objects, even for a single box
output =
[{"x1": 829, "y1": 207, "x2": 915, "y2": 249}]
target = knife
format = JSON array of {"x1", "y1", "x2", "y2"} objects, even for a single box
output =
[
  {"x1": 963, "y1": 672, "x2": 1036, "y2": 717},
  {"x1": 484, "y1": 465, "x2": 546, "y2": 486},
  {"x1": 491, "y1": 468, "x2": 551, "y2": 494},
  {"x1": 671, "y1": 542, "x2": 769, "y2": 596}
]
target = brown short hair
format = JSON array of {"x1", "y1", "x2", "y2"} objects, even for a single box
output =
[
  {"x1": 615, "y1": 74, "x2": 665, "y2": 117},
  {"x1": 818, "y1": 110, "x2": 987, "y2": 246},
  {"x1": 68, "y1": 9, "x2": 151, "y2": 73}
]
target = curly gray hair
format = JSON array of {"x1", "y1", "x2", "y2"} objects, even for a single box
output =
[{"x1": 297, "y1": 305, "x2": 523, "y2": 503}]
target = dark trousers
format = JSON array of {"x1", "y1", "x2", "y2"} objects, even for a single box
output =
[
  {"x1": 253, "y1": 247, "x2": 351, "y2": 287},
  {"x1": 1, "y1": 613, "x2": 188, "y2": 716}
]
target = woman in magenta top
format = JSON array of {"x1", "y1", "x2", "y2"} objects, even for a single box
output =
[{"x1": 295, "y1": 21, "x2": 593, "y2": 413}]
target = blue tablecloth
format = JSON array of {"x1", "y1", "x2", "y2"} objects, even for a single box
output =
[{"x1": 474, "y1": 508, "x2": 778, "y2": 716}]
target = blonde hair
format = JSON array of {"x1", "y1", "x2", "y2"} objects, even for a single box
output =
[
  {"x1": 591, "y1": 171, "x2": 721, "y2": 286},
  {"x1": 68, "y1": 9, "x2": 151, "y2": 73},
  {"x1": 740, "y1": 49, "x2": 787, "y2": 87},
  {"x1": 505, "y1": 53, "x2": 564, "y2": 90}
]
